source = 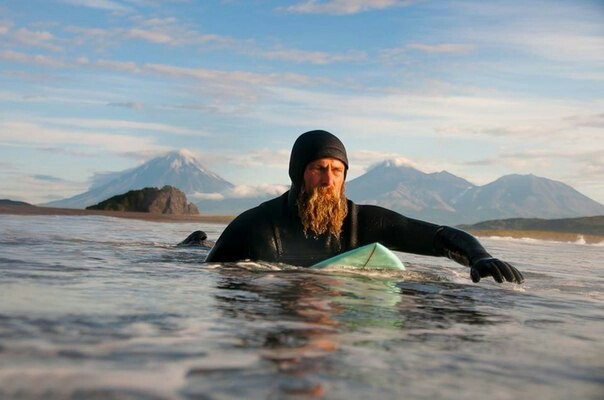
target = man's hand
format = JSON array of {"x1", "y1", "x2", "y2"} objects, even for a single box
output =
[{"x1": 470, "y1": 258, "x2": 524, "y2": 284}]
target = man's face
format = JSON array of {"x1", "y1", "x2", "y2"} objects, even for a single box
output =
[{"x1": 303, "y1": 158, "x2": 346, "y2": 195}]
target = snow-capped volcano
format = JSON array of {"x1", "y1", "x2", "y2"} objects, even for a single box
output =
[{"x1": 45, "y1": 150, "x2": 234, "y2": 209}]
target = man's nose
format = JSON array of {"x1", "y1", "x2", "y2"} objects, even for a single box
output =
[{"x1": 321, "y1": 170, "x2": 336, "y2": 186}]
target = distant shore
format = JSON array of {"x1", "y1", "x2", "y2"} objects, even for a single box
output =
[
  {"x1": 0, "y1": 204, "x2": 234, "y2": 224},
  {"x1": 467, "y1": 229, "x2": 603, "y2": 244},
  {"x1": 2, "y1": 204, "x2": 602, "y2": 244}
]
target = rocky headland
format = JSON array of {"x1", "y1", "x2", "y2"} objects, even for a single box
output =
[{"x1": 86, "y1": 185, "x2": 199, "y2": 215}]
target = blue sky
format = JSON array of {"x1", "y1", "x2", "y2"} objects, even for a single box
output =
[{"x1": 1, "y1": 0, "x2": 603, "y2": 204}]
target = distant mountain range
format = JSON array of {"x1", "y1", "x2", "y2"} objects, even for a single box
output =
[
  {"x1": 346, "y1": 160, "x2": 604, "y2": 224},
  {"x1": 44, "y1": 150, "x2": 604, "y2": 225}
]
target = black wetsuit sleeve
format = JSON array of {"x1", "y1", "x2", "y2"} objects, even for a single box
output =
[
  {"x1": 205, "y1": 207, "x2": 277, "y2": 263},
  {"x1": 357, "y1": 205, "x2": 441, "y2": 256},
  {"x1": 356, "y1": 205, "x2": 492, "y2": 266}
]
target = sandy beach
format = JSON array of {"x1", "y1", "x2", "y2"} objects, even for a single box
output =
[{"x1": 0, "y1": 204, "x2": 234, "y2": 224}]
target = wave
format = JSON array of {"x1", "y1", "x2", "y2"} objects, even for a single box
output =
[{"x1": 483, "y1": 235, "x2": 604, "y2": 247}]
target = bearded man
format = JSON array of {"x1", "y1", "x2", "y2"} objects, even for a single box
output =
[{"x1": 206, "y1": 130, "x2": 524, "y2": 284}]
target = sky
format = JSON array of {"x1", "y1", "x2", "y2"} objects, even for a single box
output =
[{"x1": 1, "y1": 0, "x2": 603, "y2": 205}]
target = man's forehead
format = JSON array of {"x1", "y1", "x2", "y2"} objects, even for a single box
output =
[{"x1": 307, "y1": 157, "x2": 346, "y2": 168}]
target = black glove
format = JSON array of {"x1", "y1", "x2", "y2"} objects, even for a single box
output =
[{"x1": 470, "y1": 257, "x2": 524, "y2": 284}]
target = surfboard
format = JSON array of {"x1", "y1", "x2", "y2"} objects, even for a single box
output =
[{"x1": 310, "y1": 242, "x2": 405, "y2": 270}]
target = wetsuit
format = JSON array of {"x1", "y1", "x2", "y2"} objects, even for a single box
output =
[{"x1": 206, "y1": 191, "x2": 490, "y2": 268}]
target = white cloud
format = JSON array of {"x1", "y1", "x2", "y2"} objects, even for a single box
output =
[
  {"x1": 283, "y1": 0, "x2": 417, "y2": 15},
  {"x1": 261, "y1": 47, "x2": 366, "y2": 64},
  {"x1": 126, "y1": 28, "x2": 172, "y2": 44},
  {"x1": 190, "y1": 184, "x2": 289, "y2": 200},
  {"x1": 93, "y1": 59, "x2": 142, "y2": 73},
  {"x1": 221, "y1": 148, "x2": 291, "y2": 169},
  {"x1": 66, "y1": 17, "x2": 236, "y2": 49},
  {"x1": 0, "y1": 121, "x2": 168, "y2": 155},
  {"x1": 59, "y1": 0, "x2": 132, "y2": 12},
  {"x1": 0, "y1": 50, "x2": 67, "y2": 68},
  {"x1": 408, "y1": 43, "x2": 475, "y2": 54},
  {"x1": 227, "y1": 184, "x2": 289, "y2": 198},
  {"x1": 496, "y1": 31, "x2": 604, "y2": 64},
  {"x1": 107, "y1": 101, "x2": 145, "y2": 110},
  {"x1": 12, "y1": 28, "x2": 61, "y2": 51},
  {"x1": 42, "y1": 117, "x2": 201, "y2": 136},
  {"x1": 352, "y1": 151, "x2": 428, "y2": 173},
  {"x1": 190, "y1": 192, "x2": 224, "y2": 201},
  {"x1": 255, "y1": 86, "x2": 603, "y2": 142}
]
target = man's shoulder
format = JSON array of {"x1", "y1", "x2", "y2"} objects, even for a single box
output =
[{"x1": 355, "y1": 202, "x2": 406, "y2": 219}]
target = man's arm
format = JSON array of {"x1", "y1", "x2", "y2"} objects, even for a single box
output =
[
  {"x1": 357, "y1": 205, "x2": 524, "y2": 284},
  {"x1": 433, "y1": 226, "x2": 524, "y2": 284}
]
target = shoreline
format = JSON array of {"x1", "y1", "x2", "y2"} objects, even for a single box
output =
[
  {"x1": 0, "y1": 204, "x2": 234, "y2": 224},
  {"x1": 2, "y1": 205, "x2": 602, "y2": 243}
]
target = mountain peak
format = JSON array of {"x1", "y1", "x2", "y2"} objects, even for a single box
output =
[
  {"x1": 45, "y1": 149, "x2": 233, "y2": 209},
  {"x1": 168, "y1": 148, "x2": 197, "y2": 162},
  {"x1": 369, "y1": 158, "x2": 421, "y2": 171}
]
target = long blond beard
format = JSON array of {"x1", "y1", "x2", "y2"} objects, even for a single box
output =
[{"x1": 297, "y1": 185, "x2": 348, "y2": 239}]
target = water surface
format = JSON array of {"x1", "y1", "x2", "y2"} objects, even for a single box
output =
[{"x1": 0, "y1": 215, "x2": 602, "y2": 399}]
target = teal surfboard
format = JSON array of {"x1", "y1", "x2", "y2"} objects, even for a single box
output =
[{"x1": 311, "y1": 242, "x2": 405, "y2": 270}]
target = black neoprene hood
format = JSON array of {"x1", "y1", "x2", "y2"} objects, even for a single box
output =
[{"x1": 288, "y1": 130, "x2": 349, "y2": 185}]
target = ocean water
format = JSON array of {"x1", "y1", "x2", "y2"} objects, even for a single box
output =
[{"x1": 0, "y1": 214, "x2": 602, "y2": 400}]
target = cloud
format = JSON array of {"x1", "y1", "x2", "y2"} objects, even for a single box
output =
[
  {"x1": 58, "y1": 0, "x2": 132, "y2": 12},
  {"x1": 222, "y1": 148, "x2": 291, "y2": 169},
  {"x1": 65, "y1": 17, "x2": 236, "y2": 49},
  {"x1": 282, "y1": 0, "x2": 417, "y2": 15},
  {"x1": 353, "y1": 151, "x2": 428, "y2": 173},
  {"x1": 257, "y1": 85, "x2": 604, "y2": 146},
  {"x1": 408, "y1": 43, "x2": 475, "y2": 54},
  {"x1": 501, "y1": 31, "x2": 604, "y2": 64},
  {"x1": 93, "y1": 59, "x2": 142, "y2": 73},
  {"x1": 456, "y1": 3, "x2": 604, "y2": 64},
  {"x1": 0, "y1": 120, "x2": 168, "y2": 155},
  {"x1": 190, "y1": 192, "x2": 224, "y2": 201},
  {"x1": 40, "y1": 117, "x2": 202, "y2": 136},
  {"x1": 564, "y1": 113, "x2": 604, "y2": 128},
  {"x1": 260, "y1": 47, "x2": 367, "y2": 64},
  {"x1": 126, "y1": 28, "x2": 172, "y2": 44},
  {"x1": 227, "y1": 183, "x2": 289, "y2": 198},
  {"x1": 0, "y1": 50, "x2": 67, "y2": 68},
  {"x1": 31, "y1": 174, "x2": 67, "y2": 183},
  {"x1": 191, "y1": 183, "x2": 289, "y2": 200},
  {"x1": 12, "y1": 28, "x2": 61, "y2": 51},
  {"x1": 107, "y1": 101, "x2": 145, "y2": 110}
]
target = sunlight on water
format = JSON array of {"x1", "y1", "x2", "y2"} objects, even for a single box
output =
[{"x1": 0, "y1": 215, "x2": 603, "y2": 399}]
